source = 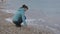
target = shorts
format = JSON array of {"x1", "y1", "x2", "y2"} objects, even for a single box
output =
[{"x1": 13, "y1": 16, "x2": 26, "y2": 26}]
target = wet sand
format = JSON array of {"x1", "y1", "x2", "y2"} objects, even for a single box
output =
[{"x1": 0, "y1": 9, "x2": 55, "y2": 34}]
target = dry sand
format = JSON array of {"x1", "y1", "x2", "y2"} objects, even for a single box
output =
[{"x1": 0, "y1": 9, "x2": 55, "y2": 34}]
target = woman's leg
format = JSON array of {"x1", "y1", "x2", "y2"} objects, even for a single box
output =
[
  {"x1": 18, "y1": 17, "x2": 23, "y2": 26},
  {"x1": 17, "y1": 16, "x2": 26, "y2": 26},
  {"x1": 13, "y1": 21, "x2": 21, "y2": 27}
]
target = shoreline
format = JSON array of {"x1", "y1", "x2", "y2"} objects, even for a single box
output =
[{"x1": 0, "y1": 10, "x2": 55, "y2": 34}]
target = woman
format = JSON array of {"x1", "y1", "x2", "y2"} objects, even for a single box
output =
[{"x1": 12, "y1": 4, "x2": 28, "y2": 27}]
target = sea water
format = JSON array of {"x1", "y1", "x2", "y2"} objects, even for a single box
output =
[{"x1": 1, "y1": 0, "x2": 60, "y2": 34}]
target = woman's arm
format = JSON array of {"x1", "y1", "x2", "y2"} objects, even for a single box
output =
[{"x1": 22, "y1": 13, "x2": 27, "y2": 26}]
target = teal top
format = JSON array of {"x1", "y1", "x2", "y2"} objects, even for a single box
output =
[{"x1": 13, "y1": 8, "x2": 27, "y2": 26}]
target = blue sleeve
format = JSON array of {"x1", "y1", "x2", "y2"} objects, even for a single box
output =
[{"x1": 22, "y1": 13, "x2": 27, "y2": 26}]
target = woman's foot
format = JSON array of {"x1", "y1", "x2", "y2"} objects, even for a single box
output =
[{"x1": 15, "y1": 25, "x2": 21, "y2": 27}]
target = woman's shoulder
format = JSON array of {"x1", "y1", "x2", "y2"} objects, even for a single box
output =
[{"x1": 18, "y1": 8, "x2": 24, "y2": 11}]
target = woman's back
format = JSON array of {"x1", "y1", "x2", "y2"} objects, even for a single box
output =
[{"x1": 13, "y1": 8, "x2": 25, "y2": 21}]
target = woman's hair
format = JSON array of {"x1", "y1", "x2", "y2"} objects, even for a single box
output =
[{"x1": 21, "y1": 4, "x2": 28, "y2": 10}]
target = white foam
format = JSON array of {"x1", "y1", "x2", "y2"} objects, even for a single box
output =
[
  {"x1": 38, "y1": 18, "x2": 45, "y2": 22},
  {"x1": 5, "y1": 18, "x2": 45, "y2": 23},
  {"x1": 46, "y1": 26, "x2": 57, "y2": 31},
  {"x1": 5, "y1": 17, "x2": 46, "y2": 26},
  {"x1": 5, "y1": 18, "x2": 13, "y2": 23},
  {"x1": 5, "y1": 18, "x2": 37, "y2": 23},
  {"x1": 5, "y1": 18, "x2": 38, "y2": 26},
  {"x1": 54, "y1": 24, "x2": 60, "y2": 26},
  {"x1": 1, "y1": 9, "x2": 16, "y2": 14}
]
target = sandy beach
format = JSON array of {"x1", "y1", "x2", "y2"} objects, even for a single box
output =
[{"x1": 0, "y1": 8, "x2": 55, "y2": 34}]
